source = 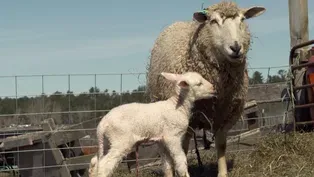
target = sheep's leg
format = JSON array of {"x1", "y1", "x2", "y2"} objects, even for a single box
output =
[
  {"x1": 164, "y1": 137, "x2": 190, "y2": 177},
  {"x1": 135, "y1": 145, "x2": 139, "y2": 177},
  {"x1": 97, "y1": 143, "x2": 133, "y2": 177},
  {"x1": 158, "y1": 143, "x2": 174, "y2": 177},
  {"x1": 215, "y1": 130, "x2": 228, "y2": 177}
]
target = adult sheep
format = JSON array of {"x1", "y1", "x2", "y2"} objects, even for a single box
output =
[{"x1": 146, "y1": 2, "x2": 266, "y2": 177}]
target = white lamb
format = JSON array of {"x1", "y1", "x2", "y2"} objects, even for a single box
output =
[{"x1": 94, "y1": 71, "x2": 216, "y2": 177}]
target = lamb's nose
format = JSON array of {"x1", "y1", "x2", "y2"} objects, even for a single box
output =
[{"x1": 229, "y1": 41, "x2": 241, "y2": 55}]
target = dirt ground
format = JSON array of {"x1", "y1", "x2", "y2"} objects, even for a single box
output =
[{"x1": 2, "y1": 131, "x2": 313, "y2": 177}]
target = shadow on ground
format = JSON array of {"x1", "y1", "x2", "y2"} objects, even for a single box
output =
[
  {"x1": 127, "y1": 160, "x2": 235, "y2": 177},
  {"x1": 188, "y1": 160, "x2": 234, "y2": 177}
]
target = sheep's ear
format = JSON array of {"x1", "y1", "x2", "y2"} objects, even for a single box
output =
[
  {"x1": 178, "y1": 80, "x2": 189, "y2": 89},
  {"x1": 161, "y1": 72, "x2": 180, "y2": 82},
  {"x1": 193, "y1": 10, "x2": 208, "y2": 23},
  {"x1": 242, "y1": 6, "x2": 266, "y2": 19}
]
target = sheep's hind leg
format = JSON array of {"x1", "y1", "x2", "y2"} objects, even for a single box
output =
[
  {"x1": 97, "y1": 142, "x2": 133, "y2": 177},
  {"x1": 164, "y1": 137, "x2": 190, "y2": 177},
  {"x1": 215, "y1": 130, "x2": 228, "y2": 177}
]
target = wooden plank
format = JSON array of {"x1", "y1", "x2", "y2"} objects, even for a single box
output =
[
  {"x1": 50, "y1": 117, "x2": 101, "y2": 146},
  {"x1": 0, "y1": 126, "x2": 42, "y2": 134},
  {"x1": 65, "y1": 153, "x2": 129, "y2": 172},
  {"x1": 65, "y1": 154, "x2": 94, "y2": 171},
  {"x1": 17, "y1": 142, "x2": 60, "y2": 177},
  {"x1": 244, "y1": 106, "x2": 258, "y2": 115},
  {"x1": 0, "y1": 118, "x2": 56, "y2": 150},
  {"x1": 243, "y1": 100, "x2": 258, "y2": 115},
  {"x1": 43, "y1": 119, "x2": 71, "y2": 177},
  {"x1": 244, "y1": 100, "x2": 257, "y2": 109},
  {"x1": 0, "y1": 132, "x2": 49, "y2": 150},
  {"x1": 132, "y1": 128, "x2": 261, "y2": 172}
]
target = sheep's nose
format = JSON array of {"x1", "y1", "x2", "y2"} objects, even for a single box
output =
[{"x1": 229, "y1": 41, "x2": 241, "y2": 55}]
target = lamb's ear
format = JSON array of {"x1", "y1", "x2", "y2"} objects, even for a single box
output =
[
  {"x1": 161, "y1": 72, "x2": 181, "y2": 82},
  {"x1": 178, "y1": 80, "x2": 189, "y2": 89},
  {"x1": 242, "y1": 6, "x2": 266, "y2": 19},
  {"x1": 193, "y1": 10, "x2": 208, "y2": 23}
]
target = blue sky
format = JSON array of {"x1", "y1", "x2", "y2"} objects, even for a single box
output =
[{"x1": 0, "y1": 0, "x2": 314, "y2": 97}]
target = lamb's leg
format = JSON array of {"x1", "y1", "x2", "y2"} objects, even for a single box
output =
[
  {"x1": 158, "y1": 143, "x2": 174, "y2": 177},
  {"x1": 162, "y1": 129, "x2": 191, "y2": 177},
  {"x1": 215, "y1": 130, "x2": 228, "y2": 177},
  {"x1": 97, "y1": 143, "x2": 133, "y2": 177},
  {"x1": 164, "y1": 137, "x2": 190, "y2": 177}
]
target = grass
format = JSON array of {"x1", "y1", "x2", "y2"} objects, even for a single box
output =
[
  {"x1": 2, "y1": 132, "x2": 313, "y2": 177},
  {"x1": 0, "y1": 172, "x2": 16, "y2": 177},
  {"x1": 110, "y1": 132, "x2": 314, "y2": 177},
  {"x1": 230, "y1": 132, "x2": 314, "y2": 177}
]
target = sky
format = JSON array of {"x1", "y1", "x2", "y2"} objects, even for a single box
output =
[{"x1": 0, "y1": 0, "x2": 314, "y2": 97}]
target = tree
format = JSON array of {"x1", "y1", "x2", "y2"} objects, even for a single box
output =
[
  {"x1": 0, "y1": 84, "x2": 150, "y2": 127},
  {"x1": 89, "y1": 87, "x2": 100, "y2": 93},
  {"x1": 249, "y1": 71, "x2": 264, "y2": 84},
  {"x1": 267, "y1": 69, "x2": 287, "y2": 83}
]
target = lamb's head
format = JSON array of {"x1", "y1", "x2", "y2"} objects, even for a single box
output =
[
  {"x1": 161, "y1": 72, "x2": 216, "y2": 101},
  {"x1": 193, "y1": 1, "x2": 266, "y2": 64}
]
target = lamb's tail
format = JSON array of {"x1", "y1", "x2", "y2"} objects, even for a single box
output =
[{"x1": 96, "y1": 122, "x2": 108, "y2": 158}]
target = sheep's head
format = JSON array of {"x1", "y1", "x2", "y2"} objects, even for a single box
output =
[
  {"x1": 161, "y1": 72, "x2": 216, "y2": 101},
  {"x1": 193, "y1": 2, "x2": 266, "y2": 64}
]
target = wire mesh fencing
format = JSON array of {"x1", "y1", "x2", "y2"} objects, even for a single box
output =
[{"x1": 0, "y1": 65, "x2": 296, "y2": 176}]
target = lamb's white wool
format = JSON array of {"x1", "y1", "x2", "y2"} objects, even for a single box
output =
[{"x1": 94, "y1": 72, "x2": 215, "y2": 177}]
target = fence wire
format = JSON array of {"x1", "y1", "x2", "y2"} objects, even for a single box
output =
[{"x1": 0, "y1": 65, "x2": 298, "y2": 176}]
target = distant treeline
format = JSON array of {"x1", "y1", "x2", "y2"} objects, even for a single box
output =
[
  {"x1": 249, "y1": 69, "x2": 287, "y2": 85},
  {"x1": 0, "y1": 85, "x2": 148, "y2": 127},
  {"x1": 0, "y1": 69, "x2": 286, "y2": 127}
]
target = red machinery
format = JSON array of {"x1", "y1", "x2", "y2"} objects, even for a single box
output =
[{"x1": 290, "y1": 40, "x2": 314, "y2": 130}]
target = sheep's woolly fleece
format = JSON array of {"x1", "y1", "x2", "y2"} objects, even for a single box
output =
[{"x1": 146, "y1": 1, "x2": 250, "y2": 132}]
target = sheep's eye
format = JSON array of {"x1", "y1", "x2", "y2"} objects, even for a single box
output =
[{"x1": 241, "y1": 17, "x2": 245, "y2": 22}]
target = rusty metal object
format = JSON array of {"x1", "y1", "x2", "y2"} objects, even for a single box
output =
[
  {"x1": 289, "y1": 40, "x2": 314, "y2": 66},
  {"x1": 290, "y1": 40, "x2": 314, "y2": 131},
  {"x1": 295, "y1": 103, "x2": 314, "y2": 109},
  {"x1": 294, "y1": 83, "x2": 314, "y2": 90},
  {"x1": 295, "y1": 120, "x2": 314, "y2": 125},
  {"x1": 290, "y1": 40, "x2": 314, "y2": 103}
]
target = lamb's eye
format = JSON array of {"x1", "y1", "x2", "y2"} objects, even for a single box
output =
[
  {"x1": 241, "y1": 17, "x2": 245, "y2": 21},
  {"x1": 210, "y1": 19, "x2": 218, "y2": 24},
  {"x1": 196, "y1": 82, "x2": 202, "y2": 86}
]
